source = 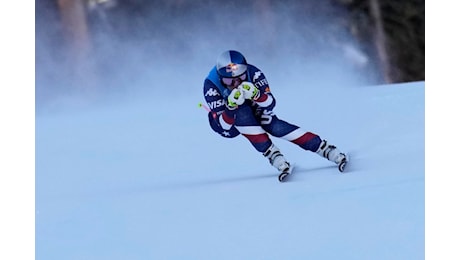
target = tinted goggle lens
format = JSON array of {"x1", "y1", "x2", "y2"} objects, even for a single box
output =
[{"x1": 222, "y1": 73, "x2": 247, "y2": 86}]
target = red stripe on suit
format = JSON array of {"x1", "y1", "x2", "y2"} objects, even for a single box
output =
[
  {"x1": 243, "y1": 133, "x2": 270, "y2": 144},
  {"x1": 292, "y1": 132, "x2": 317, "y2": 145},
  {"x1": 222, "y1": 111, "x2": 235, "y2": 125}
]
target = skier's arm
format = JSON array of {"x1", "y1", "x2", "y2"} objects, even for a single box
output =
[
  {"x1": 252, "y1": 86, "x2": 276, "y2": 111},
  {"x1": 203, "y1": 80, "x2": 240, "y2": 137},
  {"x1": 240, "y1": 77, "x2": 276, "y2": 112}
]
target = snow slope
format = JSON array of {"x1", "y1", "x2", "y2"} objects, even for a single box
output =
[{"x1": 36, "y1": 80, "x2": 424, "y2": 260}]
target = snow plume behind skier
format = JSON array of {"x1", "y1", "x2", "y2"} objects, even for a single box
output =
[{"x1": 203, "y1": 50, "x2": 348, "y2": 181}]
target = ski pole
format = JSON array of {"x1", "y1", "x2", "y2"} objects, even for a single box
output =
[
  {"x1": 198, "y1": 102, "x2": 211, "y2": 112},
  {"x1": 198, "y1": 102, "x2": 217, "y2": 119}
]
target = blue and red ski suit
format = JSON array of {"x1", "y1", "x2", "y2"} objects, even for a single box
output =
[{"x1": 203, "y1": 63, "x2": 322, "y2": 154}]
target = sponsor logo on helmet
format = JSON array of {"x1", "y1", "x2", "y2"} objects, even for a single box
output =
[
  {"x1": 226, "y1": 63, "x2": 239, "y2": 73},
  {"x1": 205, "y1": 88, "x2": 220, "y2": 97}
]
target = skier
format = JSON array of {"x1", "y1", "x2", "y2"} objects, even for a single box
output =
[{"x1": 203, "y1": 50, "x2": 347, "y2": 181}]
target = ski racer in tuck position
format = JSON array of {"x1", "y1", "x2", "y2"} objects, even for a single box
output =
[{"x1": 202, "y1": 50, "x2": 348, "y2": 181}]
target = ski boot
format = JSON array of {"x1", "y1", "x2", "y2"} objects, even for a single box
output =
[
  {"x1": 264, "y1": 144, "x2": 292, "y2": 182},
  {"x1": 316, "y1": 140, "x2": 348, "y2": 172}
]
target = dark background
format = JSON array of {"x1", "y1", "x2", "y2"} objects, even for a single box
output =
[{"x1": 36, "y1": 0, "x2": 424, "y2": 108}]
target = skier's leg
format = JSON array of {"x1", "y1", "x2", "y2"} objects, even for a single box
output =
[
  {"x1": 263, "y1": 143, "x2": 290, "y2": 173},
  {"x1": 261, "y1": 115, "x2": 322, "y2": 151},
  {"x1": 234, "y1": 105, "x2": 290, "y2": 172},
  {"x1": 262, "y1": 115, "x2": 346, "y2": 165},
  {"x1": 315, "y1": 139, "x2": 348, "y2": 166},
  {"x1": 234, "y1": 104, "x2": 272, "y2": 153}
]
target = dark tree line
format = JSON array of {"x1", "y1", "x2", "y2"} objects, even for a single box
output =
[
  {"x1": 36, "y1": 0, "x2": 424, "y2": 92},
  {"x1": 340, "y1": 0, "x2": 424, "y2": 83}
]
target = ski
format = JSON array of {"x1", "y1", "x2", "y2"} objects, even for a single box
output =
[
  {"x1": 278, "y1": 154, "x2": 349, "y2": 182},
  {"x1": 338, "y1": 160, "x2": 347, "y2": 172},
  {"x1": 278, "y1": 163, "x2": 295, "y2": 182},
  {"x1": 338, "y1": 153, "x2": 349, "y2": 173}
]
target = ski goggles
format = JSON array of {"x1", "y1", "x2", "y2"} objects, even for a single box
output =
[{"x1": 221, "y1": 73, "x2": 247, "y2": 88}]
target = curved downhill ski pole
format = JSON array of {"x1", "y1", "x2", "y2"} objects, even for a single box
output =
[
  {"x1": 198, "y1": 102, "x2": 211, "y2": 112},
  {"x1": 198, "y1": 102, "x2": 217, "y2": 119}
]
